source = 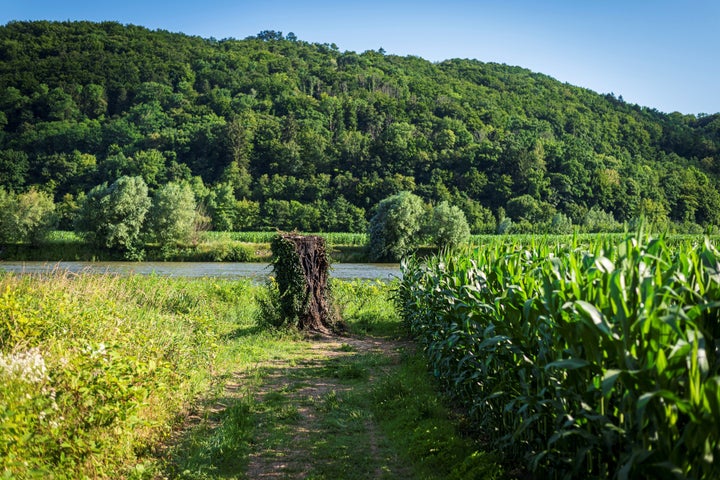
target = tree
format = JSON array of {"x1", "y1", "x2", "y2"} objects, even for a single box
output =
[
  {"x1": 0, "y1": 150, "x2": 29, "y2": 190},
  {"x1": 207, "y1": 183, "x2": 237, "y2": 231},
  {"x1": 455, "y1": 196, "x2": 496, "y2": 234},
  {"x1": 234, "y1": 199, "x2": 260, "y2": 231},
  {"x1": 74, "y1": 176, "x2": 150, "y2": 256},
  {"x1": 2, "y1": 21, "x2": 720, "y2": 236},
  {"x1": 368, "y1": 191, "x2": 425, "y2": 261},
  {"x1": 146, "y1": 182, "x2": 196, "y2": 245},
  {"x1": 506, "y1": 194, "x2": 555, "y2": 228},
  {"x1": 427, "y1": 201, "x2": 471, "y2": 250},
  {"x1": 583, "y1": 206, "x2": 622, "y2": 233},
  {"x1": 0, "y1": 188, "x2": 57, "y2": 245},
  {"x1": 79, "y1": 83, "x2": 107, "y2": 119},
  {"x1": 323, "y1": 196, "x2": 367, "y2": 233}
]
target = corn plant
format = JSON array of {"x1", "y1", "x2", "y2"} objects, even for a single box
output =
[
  {"x1": 201, "y1": 231, "x2": 368, "y2": 246},
  {"x1": 396, "y1": 234, "x2": 720, "y2": 479}
]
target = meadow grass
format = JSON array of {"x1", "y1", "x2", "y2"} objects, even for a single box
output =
[
  {"x1": 0, "y1": 271, "x2": 261, "y2": 478},
  {"x1": 165, "y1": 278, "x2": 500, "y2": 479},
  {"x1": 201, "y1": 231, "x2": 368, "y2": 247},
  {"x1": 1, "y1": 272, "x2": 493, "y2": 479}
]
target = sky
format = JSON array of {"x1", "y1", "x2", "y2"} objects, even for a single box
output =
[{"x1": 2, "y1": 0, "x2": 718, "y2": 115}]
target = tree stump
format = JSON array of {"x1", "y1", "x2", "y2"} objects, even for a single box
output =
[{"x1": 271, "y1": 233, "x2": 335, "y2": 333}]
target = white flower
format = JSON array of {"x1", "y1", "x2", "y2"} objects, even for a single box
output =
[
  {"x1": 0, "y1": 347, "x2": 49, "y2": 384},
  {"x1": 82, "y1": 342, "x2": 109, "y2": 358}
]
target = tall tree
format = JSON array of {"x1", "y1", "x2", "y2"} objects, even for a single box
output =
[
  {"x1": 74, "y1": 176, "x2": 150, "y2": 256},
  {"x1": 368, "y1": 191, "x2": 425, "y2": 261},
  {"x1": 146, "y1": 182, "x2": 196, "y2": 246}
]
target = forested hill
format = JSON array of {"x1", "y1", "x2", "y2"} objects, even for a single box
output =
[{"x1": 2, "y1": 20, "x2": 720, "y2": 233}]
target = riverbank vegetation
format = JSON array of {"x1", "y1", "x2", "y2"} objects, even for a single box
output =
[
  {"x1": 396, "y1": 232, "x2": 720, "y2": 478},
  {"x1": 1, "y1": 21, "x2": 720, "y2": 242},
  {"x1": 3, "y1": 227, "x2": 720, "y2": 264},
  {"x1": 0, "y1": 273, "x2": 491, "y2": 478}
]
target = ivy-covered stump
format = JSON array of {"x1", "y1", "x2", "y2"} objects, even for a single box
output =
[{"x1": 270, "y1": 233, "x2": 338, "y2": 333}]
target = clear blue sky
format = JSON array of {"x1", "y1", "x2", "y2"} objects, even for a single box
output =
[{"x1": 2, "y1": 0, "x2": 718, "y2": 115}]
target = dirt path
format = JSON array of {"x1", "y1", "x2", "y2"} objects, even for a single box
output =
[{"x1": 238, "y1": 333, "x2": 412, "y2": 479}]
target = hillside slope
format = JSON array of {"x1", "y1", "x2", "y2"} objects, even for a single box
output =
[{"x1": 1, "y1": 21, "x2": 719, "y2": 232}]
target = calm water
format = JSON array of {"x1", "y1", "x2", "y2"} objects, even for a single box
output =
[{"x1": 0, "y1": 261, "x2": 401, "y2": 282}]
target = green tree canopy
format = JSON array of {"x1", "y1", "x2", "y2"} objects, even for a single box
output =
[
  {"x1": 0, "y1": 21, "x2": 719, "y2": 234},
  {"x1": 368, "y1": 191, "x2": 425, "y2": 261},
  {"x1": 427, "y1": 201, "x2": 471, "y2": 250},
  {"x1": 146, "y1": 182, "x2": 196, "y2": 246},
  {"x1": 0, "y1": 188, "x2": 57, "y2": 245},
  {"x1": 74, "y1": 175, "x2": 150, "y2": 256}
]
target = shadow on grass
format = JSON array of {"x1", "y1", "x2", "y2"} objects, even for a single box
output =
[
  {"x1": 219, "y1": 324, "x2": 265, "y2": 341},
  {"x1": 159, "y1": 344, "x2": 403, "y2": 479}
]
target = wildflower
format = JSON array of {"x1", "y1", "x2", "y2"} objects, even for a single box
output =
[
  {"x1": 82, "y1": 342, "x2": 108, "y2": 358},
  {"x1": 0, "y1": 347, "x2": 49, "y2": 384}
]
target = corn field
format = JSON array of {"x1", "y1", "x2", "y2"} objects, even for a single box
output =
[
  {"x1": 396, "y1": 233, "x2": 720, "y2": 479},
  {"x1": 202, "y1": 231, "x2": 368, "y2": 246}
]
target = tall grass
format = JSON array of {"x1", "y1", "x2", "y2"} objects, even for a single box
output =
[
  {"x1": 396, "y1": 233, "x2": 720, "y2": 479},
  {"x1": 0, "y1": 271, "x2": 257, "y2": 478}
]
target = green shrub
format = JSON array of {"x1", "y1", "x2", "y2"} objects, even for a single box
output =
[
  {"x1": 0, "y1": 273, "x2": 251, "y2": 478},
  {"x1": 74, "y1": 176, "x2": 151, "y2": 257},
  {"x1": 146, "y1": 182, "x2": 197, "y2": 246}
]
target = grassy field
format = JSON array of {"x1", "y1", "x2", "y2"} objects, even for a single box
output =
[
  {"x1": 202, "y1": 231, "x2": 369, "y2": 247},
  {"x1": 0, "y1": 273, "x2": 494, "y2": 479}
]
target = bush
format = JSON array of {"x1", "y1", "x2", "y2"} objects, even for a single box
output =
[
  {"x1": 210, "y1": 242, "x2": 252, "y2": 262},
  {"x1": 583, "y1": 206, "x2": 622, "y2": 232},
  {"x1": 549, "y1": 212, "x2": 574, "y2": 234},
  {"x1": 496, "y1": 216, "x2": 513, "y2": 234},
  {"x1": 146, "y1": 182, "x2": 196, "y2": 246},
  {"x1": 0, "y1": 273, "x2": 238, "y2": 478}
]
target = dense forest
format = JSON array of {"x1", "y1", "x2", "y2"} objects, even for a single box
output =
[{"x1": 1, "y1": 20, "x2": 719, "y2": 234}]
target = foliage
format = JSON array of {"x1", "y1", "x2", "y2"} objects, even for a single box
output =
[
  {"x1": 583, "y1": 206, "x2": 623, "y2": 233},
  {"x1": 74, "y1": 175, "x2": 150, "y2": 257},
  {"x1": 0, "y1": 272, "x2": 256, "y2": 478},
  {"x1": 266, "y1": 234, "x2": 336, "y2": 332},
  {"x1": 427, "y1": 200, "x2": 471, "y2": 250},
  {"x1": 396, "y1": 234, "x2": 720, "y2": 479},
  {"x1": 0, "y1": 21, "x2": 719, "y2": 234},
  {"x1": 0, "y1": 188, "x2": 57, "y2": 245},
  {"x1": 368, "y1": 191, "x2": 425, "y2": 261},
  {"x1": 255, "y1": 279, "x2": 287, "y2": 329},
  {"x1": 204, "y1": 230, "x2": 368, "y2": 246},
  {"x1": 266, "y1": 235, "x2": 308, "y2": 329},
  {"x1": 145, "y1": 181, "x2": 196, "y2": 246}
]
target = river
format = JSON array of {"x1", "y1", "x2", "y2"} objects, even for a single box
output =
[{"x1": 0, "y1": 261, "x2": 401, "y2": 282}]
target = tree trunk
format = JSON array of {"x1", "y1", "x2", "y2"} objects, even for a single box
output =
[{"x1": 271, "y1": 233, "x2": 335, "y2": 333}]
